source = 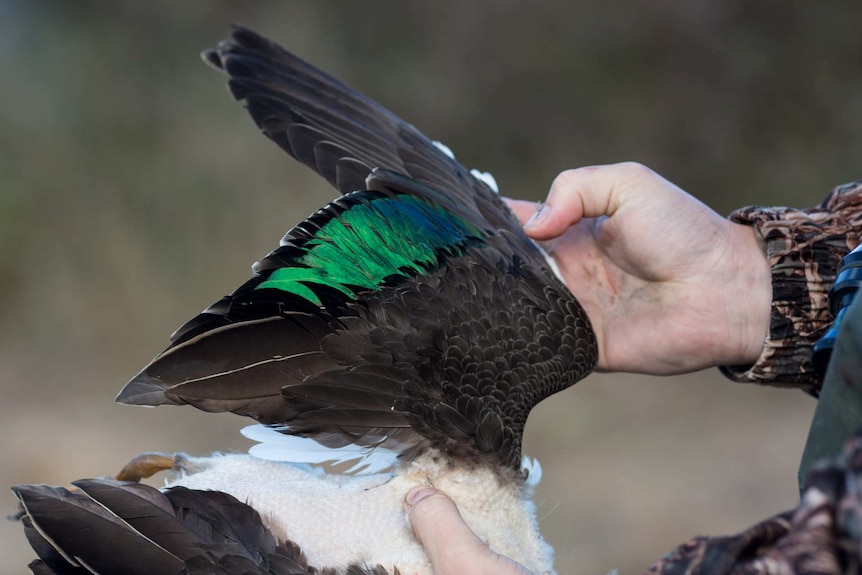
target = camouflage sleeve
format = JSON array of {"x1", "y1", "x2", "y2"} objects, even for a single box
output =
[
  {"x1": 719, "y1": 180, "x2": 862, "y2": 394},
  {"x1": 646, "y1": 431, "x2": 862, "y2": 575}
]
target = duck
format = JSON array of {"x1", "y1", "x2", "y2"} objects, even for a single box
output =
[{"x1": 12, "y1": 25, "x2": 597, "y2": 575}]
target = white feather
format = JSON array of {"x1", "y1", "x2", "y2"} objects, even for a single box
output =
[
  {"x1": 521, "y1": 455, "x2": 543, "y2": 487},
  {"x1": 470, "y1": 169, "x2": 499, "y2": 194},
  {"x1": 431, "y1": 140, "x2": 456, "y2": 159},
  {"x1": 241, "y1": 425, "x2": 399, "y2": 474}
]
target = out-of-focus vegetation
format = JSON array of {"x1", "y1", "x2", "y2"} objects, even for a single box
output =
[{"x1": 2, "y1": 2, "x2": 859, "y2": 574}]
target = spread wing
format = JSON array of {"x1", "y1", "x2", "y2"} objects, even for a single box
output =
[{"x1": 116, "y1": 26, "x2": 597, "y2": 472}]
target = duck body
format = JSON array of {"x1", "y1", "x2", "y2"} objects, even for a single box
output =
[{"x1": 165, "y1": 451, "x2": 552, "y2": 574}]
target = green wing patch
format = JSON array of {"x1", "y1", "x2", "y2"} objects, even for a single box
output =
[{"x1": 255, "y1": 194, "x2": 486, "y2": 305}]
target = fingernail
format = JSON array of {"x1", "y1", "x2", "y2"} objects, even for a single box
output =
[
  {"x1": 525, "y1": 204, "x2": 550, "y2": 228},
  {"x1": 405, "y1": 487, "x2": 437, "y2": 508}
]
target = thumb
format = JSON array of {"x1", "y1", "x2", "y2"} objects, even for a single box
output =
[
  {"x1": 405, "y1": 487, "x2": 533, "y2": 575},
  {"x1": 503, "y1": 198, "x2": 543, "y2": 225},
  {"x1": 523, "y1": 162, "x2": 652, "y2": 241}
]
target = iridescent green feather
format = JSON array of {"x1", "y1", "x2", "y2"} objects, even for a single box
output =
[{"x1": 255, "y1": 194, "x2": 486, "y2": 306}]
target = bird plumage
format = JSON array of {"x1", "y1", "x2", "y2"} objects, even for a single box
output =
[
  {"x1": 117, "y1": 25, "x2": 596, "y2": 474},
  {"x1": 14, "y1": 25, "x2": 598, "y2": 575}
]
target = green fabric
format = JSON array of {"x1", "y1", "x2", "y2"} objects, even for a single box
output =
[{"x1": 799, "y1": 294, "x2": 862, "y2": 491}]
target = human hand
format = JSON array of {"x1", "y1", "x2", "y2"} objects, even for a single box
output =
[
  {"x1": 508, "y1": 162, "x2": 771, "y2": 375},
  {"x1": 405, "y1": 488, "x2": 535, "y2": 575}
]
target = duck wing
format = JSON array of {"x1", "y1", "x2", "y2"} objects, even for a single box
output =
[
  {"x1": 116, "y1": 26, "x2": 596, "y2": 473},
  {"x1": 12, "y1": 479, "x2": 328, "y2": 575}
]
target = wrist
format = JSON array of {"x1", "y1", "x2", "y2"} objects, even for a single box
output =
[{"x1": 724, "y1": 223, "x2": 771, "y2": 366}]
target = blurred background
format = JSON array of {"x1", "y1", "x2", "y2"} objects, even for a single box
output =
[{"x1": 2, "y1": 2, "x2": 861, "y2": 574}]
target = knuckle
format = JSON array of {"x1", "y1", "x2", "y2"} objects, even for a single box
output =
[
  {"x1": 550, "y1": 168, "x2": 580, "y2": 192},
  {"x1": 616, "y1": 161, "x2": 655, "y2": 179}
]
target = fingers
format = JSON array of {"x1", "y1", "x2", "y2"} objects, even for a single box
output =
[
  {"x1": 406, "y1": 488, "x2": 488, "y2": 571},
  {"x1": 405, "y1": 487, "x2": 533, "y2": 575},
  {"x1": 522, "y1": 162, "x2": 657, "y2": 241}
]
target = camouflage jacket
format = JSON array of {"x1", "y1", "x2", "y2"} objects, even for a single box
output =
[{"x1": 650, "y1": 181, "x2": 862, "y2": 575}]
